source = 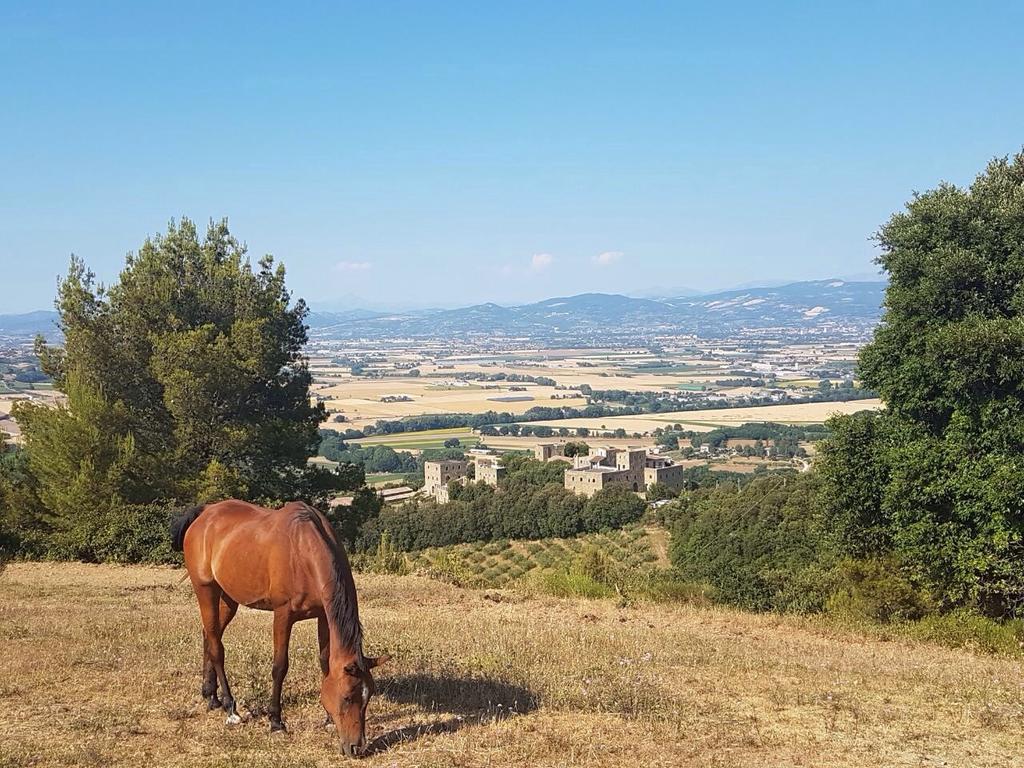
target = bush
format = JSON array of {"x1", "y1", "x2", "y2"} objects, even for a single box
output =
[
  {"x1": 425, "y1": 552, "x2": 472, "y2": 586},
  {"x1": 900, "y1": 611, "x2": 1024, "y2": 656},
  {"x1": 47, "y1": 502, "x2": 177, "y2": 564},
  {"x1": 826, "y1": 557, "x2": 933, "y2": 623},
  {"x1": 352, "y1": 530, "x2": 410, "y2": 575}
]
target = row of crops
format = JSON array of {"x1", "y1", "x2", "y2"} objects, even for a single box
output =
[{"x1": 405, "y1": 524, "x2": 664, "y2": 587}]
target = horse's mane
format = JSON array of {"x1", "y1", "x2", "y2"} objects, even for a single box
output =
[{"x1": 294, "y1": 506, "x2": 363, "y2": 659}]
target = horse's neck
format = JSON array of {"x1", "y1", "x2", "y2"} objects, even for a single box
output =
[{"x1": 316, "y1": 557, "x2": 362, "y2": 667}]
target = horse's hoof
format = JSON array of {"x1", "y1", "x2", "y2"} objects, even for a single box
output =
[
  {"x1": 270, "y1": 721, "x2": 287, "y2": 734},
  {"x1": 225, "y1": 713, "x2": 242, "y2": 726},
  {"x1": 207, "y1": 698, "x2": 222, "y2": 711}
]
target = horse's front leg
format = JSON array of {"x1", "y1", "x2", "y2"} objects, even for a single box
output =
[{"x1": 269, "y1": 608, "x2": 294, "y2": 733}]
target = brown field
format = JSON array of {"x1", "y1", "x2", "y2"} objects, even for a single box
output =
[
  {"x1": 2, "y1": 563, "x2": 1022, "y2": 767},
  {"x1": 315, "y1": 376, "x2": 590, "y2": 430},
  {"x1": 311, "y1": 356, "x2": 739, "y2": 430},
  {"x1": 522, "y1": 399, "x2": 884, "y2": 434}
]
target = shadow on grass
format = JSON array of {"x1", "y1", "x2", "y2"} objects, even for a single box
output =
[{"x1": 366, "y1": 673, "x2": 539, "y2": 755}]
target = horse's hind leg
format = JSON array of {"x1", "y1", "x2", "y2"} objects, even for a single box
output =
[
  {"x1": 197, "y1": 584, "x2": 241, "y2": 725},
  {"x1": 201, "y1": 631, "x2": 220, "y2": 710},
  {"x1": 200, "y1": 597, "x2": 238, "y2": 710}
]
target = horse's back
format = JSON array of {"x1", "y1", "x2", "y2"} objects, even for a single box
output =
[{"x1": 184, "y1": 499, "x2": 305, "y2": 608}]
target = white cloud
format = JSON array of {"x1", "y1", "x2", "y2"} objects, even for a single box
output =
[
  {"x1": 593, "y1": 251, "x2": 624, "y2": 266},
  {"x1": 335, "y1": 260, "x2": 373, "y2": 272},
  {"x1": 530, "y1": 253, "x2": 553, "y2": 272}
]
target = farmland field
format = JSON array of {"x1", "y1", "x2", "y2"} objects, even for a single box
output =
[
  {"x1": 2, "y1": 563, "x2": 1022, "y2": 767},
  {"x1": 365, "y1": 473, "x2": 411, "y2": 486},
  {"x1": 352, "y1": 428, "x2": 481, "y2": 452},
  {"x1": 520, "y1": 398, "x2": 884, "y2": 434}
]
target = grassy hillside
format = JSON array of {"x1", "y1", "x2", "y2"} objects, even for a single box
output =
[{"x1": 2, "y1": 563, "x2": 1022, "y2": 767}]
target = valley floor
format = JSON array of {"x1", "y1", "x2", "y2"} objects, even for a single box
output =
[{"x1": 1, "y1": 563, "x2": 1021, "y2": 767}]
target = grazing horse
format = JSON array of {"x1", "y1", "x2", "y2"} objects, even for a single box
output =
[{"x1": 171, "y1": 499, "x2": 388, "y2": 758}]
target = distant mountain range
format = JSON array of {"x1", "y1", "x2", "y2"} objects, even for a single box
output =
[
  {"x1": 0, "y1": 279, "x2": 887, "y2": 343},
  {"x1": 305, "y1": 279, "x2": 886, "y2": 341}
]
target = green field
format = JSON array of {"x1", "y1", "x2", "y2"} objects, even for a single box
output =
[
  {"x1": 424, "y1": 383, "x2": 486, "y2": 391},
  {"x1": 366, "y1": 472, "x2": 411, "y2": 485},
  {"x1": 402, "y1": 524, "x2": 668, "y2": 588},
  {"x1": 354, "y1": 427, "x2": 480, "y2": 451}
]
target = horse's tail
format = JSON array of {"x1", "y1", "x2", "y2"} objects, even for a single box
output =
[{"x1": 170, "y1": 505, "x2": 206, "y2": 552}]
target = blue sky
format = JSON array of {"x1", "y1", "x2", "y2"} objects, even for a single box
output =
[{"x1": 2, "y1": 2, "x2": 1023, "y2": 312}]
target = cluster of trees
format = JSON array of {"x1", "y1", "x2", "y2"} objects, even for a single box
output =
[
  {"x1": 0, "y1": 220, "x2": 369, "y2": 563},
  {"x1": 692, "y1": 423, "x2": 826, "y2": 458},
  {"x1": 357, "y1": 455, "x2": 645, "y2": 551},
  {"x1": 816, "y1": 154, "x2": 1024, "y2": 619},
  {"x1": 360, "y1": 403, "x2": 643, "y2": 436},
  {"x1": 653, "y1": 423, "x2": 826, "y2": 458},
  {"x1": 668, "y1": 473, "x2": 831, "y2": 613},
  {"x1": 318, "y1": 432, "x2": 419, "y2": 474},
  {"x1": 441, "y1": 372, "x2": 557, "y2": 387},
  {"x1": 669, "y1": 154, "x2": 1024, "y2": 622},
  {"x1": 317, "y1": 431, "x2": 466, "y2": 481}
]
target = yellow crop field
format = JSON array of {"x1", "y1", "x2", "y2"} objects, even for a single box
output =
[{"x1": 520, "y1": 399, "x2": 884, "y2": 434}]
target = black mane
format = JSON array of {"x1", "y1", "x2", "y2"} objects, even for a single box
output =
[{"x1": 294, "y1": 506, "x2": 364, "y2": 658}]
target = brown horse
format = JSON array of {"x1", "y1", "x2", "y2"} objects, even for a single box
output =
[{"x1": 171, "y1": 499, "x2": 388, "y2": 757}]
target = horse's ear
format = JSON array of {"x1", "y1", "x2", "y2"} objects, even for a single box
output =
[{"x1": 365, "y1": 653, "x2": 391, "y2": 669}]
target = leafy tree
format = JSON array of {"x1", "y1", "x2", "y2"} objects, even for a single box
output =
[
  {"x1": 645, "y1": 482, "x2": 678, "y2": 502},
  {"x1": 16, "y1": 219, "x2": 351, "y2": 559},
  {"x1": 582, "y1": 486, "x2": 645, "y2": 531},
  {"x1": 822, "y1": 153, "x2": 1024, "y2": 615},
  {"x1": 561, "y1": 441, "x2": 589, "y2": 458}
]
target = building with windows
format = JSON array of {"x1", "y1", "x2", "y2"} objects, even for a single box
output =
[{"x1": 563, "y1": 446, "x2": 686, "y2": 497}]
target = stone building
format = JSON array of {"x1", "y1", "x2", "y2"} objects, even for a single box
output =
[
  {"x1": 563, "y1": 447, "x2": 647, "y2": 497},
  {"x1": 423, "y1": 459, "x2": 468, "y2": 500},
  {"x1": 643, "y1": 455, "x2": 686, "y2": 490},
  {"x1": 563, "y1": 446, "x2": 686, "y2": 497},
  {"x1": 534, "y1": 443, "x2": 567, "y2": 461},
  {"x1": 475, "y1": 454, "x2": 507, "y2": 486}
]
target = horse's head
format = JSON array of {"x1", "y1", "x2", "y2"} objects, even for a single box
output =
[{"x1": 321, "y1": 653, "x2": 390, "y2": 757}]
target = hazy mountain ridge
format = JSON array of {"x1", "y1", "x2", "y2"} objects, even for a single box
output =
[
  {"x1": 307, "y1": 278, "x2": 886, "y2": 340},
  {"x1": 1, "y1": 279, "x2": 886, "y2": 341}
]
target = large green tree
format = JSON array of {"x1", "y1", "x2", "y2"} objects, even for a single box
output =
[
  {"x1": 15, "y1": 219, "x2": 350, "y2": 559},
  {"x1": 820, "y1": 153, "x2": 1024, "y2": 615}
]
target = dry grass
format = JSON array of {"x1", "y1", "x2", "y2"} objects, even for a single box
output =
[{"x1": 2, "y1": 562, "x2": 1022, "y2": 767}]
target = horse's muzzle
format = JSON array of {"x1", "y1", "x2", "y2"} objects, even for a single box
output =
[{"x1": 339, "y1": 739, "x2": 366, "y2": 759}]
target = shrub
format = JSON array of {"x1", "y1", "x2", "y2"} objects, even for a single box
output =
[
  {"x1": 901, "y1": 611, "x2": 1024, "y2": 656},
  {"x1": 826, "y1": 557, "x2": 933, "y2": 623},
  {"x1": 522, "y1": 569, "x2": 616, "y2": 599},
  {"x1": 670, "y1": 473, "x2": 830, "y2": 612},
  {"x1": 353, "y1": 530, "x2": 410, "y2": 575},
  {"x1": 426, "y1": 552, "x2": 472, "y2": 586}
]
